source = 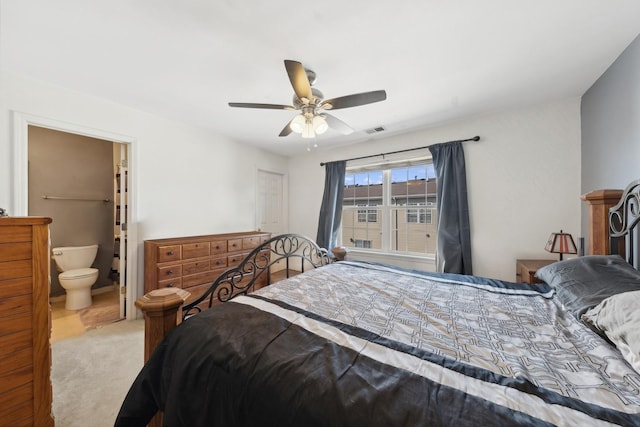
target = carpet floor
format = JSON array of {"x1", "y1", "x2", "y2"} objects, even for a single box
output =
[{"x1": 51, "y1": 319, "x2": 144, "y2": 426}]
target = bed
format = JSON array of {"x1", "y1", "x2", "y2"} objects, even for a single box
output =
[{"x1": 115, "y1": 185, "x2": 640, "y2": 426}]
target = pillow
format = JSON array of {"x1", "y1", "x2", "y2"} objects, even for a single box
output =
[
  {"x1": 582, "y1": 290, "x2": 640, "y2": 373},
  {"x1": 535, "y1": 255, "x2": 640, "y2": 318}
]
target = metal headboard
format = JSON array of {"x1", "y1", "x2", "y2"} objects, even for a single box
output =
[{"x1": 609, "y1": 179, "x2": 640, "y2": 266}]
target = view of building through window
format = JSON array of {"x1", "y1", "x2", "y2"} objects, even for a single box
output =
[{"x1": 342, "y1": 162, "x2": 437, "y2": 255}]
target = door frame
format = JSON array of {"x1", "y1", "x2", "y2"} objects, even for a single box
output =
[{"x1": 12, "y1": 111, "x2": 139, "y2": 320}]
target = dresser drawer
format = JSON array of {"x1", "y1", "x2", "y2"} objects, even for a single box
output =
[
  {"x1": 0, "y1": 294, "x2": 32, "y2": 316},
  {"x1": 227, "y1": 239, "x2": 242, "y2": 252},
  {"x1": 182, "y1": 270, "x2": 219, "y2": 289},
  {"x1": 158, "y1": 277, "x2": 182, "y2": 289},
  {"x1": 0, "y1": 226, "x2": 31, "y2": 244},
  {"x1": 210, "y1": 240, "x2": 227, "y2": 255},
  {"x1": 182, "y1": 242, "x2": 210, "y2": 259},
  {"x1": 183, "y1": 259, "x2": 210, "y2": 275},
  {"x1": 0, "y1": 278, "x2": 32, "y2": 299},
  {"x1": 0, "y1": 329, "x2": 31, "y2": 359},
  {"x1": 157, "y1": 245, "x2": 181, "y2": 262},
  {"x1": 228, "y1": 252, "x2": 249, "y2": 267},
  {"x1": 210, "y1": 255, "x2": 227, "y2": 270},
  {"x1": 157, "y1": 264, "x2": 182, "y2": 281},
  {"x1": 0, "y1": 310, "x2": 32, "y2": 338},
  {"x1": 0, "y1": 259, "x2": 32, "y2": 281},
  {"x1": 243, "y1": 236, "x2": 262, "y2": 250},
  {"x1": 0, "y1": 242, "x2": 31, "y2": 262}
]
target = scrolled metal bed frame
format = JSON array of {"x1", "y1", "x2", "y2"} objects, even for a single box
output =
[
  {"x1": 181, "y1": 233, "x2": 332, "y2": 320},
  {"x1": 609, "y1": 179, "x2": 640, "y2": 265}
]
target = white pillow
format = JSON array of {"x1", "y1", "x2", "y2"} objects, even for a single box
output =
[{"x1": 583, "y1": 290, "x2": 640, "y2": 373}]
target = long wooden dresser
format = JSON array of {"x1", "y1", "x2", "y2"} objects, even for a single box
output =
[
  {"x1": 144, "y1": 231, "x2": 271, "y2": 311},
  {"x1": 0, "y1": 217, "x2": 54, "y2": 426}
]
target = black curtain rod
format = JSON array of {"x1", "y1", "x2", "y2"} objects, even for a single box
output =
[{"x1": 319, "y1": 135, "x2": 480, "y2": 166}]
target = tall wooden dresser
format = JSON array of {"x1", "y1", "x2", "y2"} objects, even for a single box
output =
[
  {"x1": 144, "y1": 231, "x2": 271, "y2": 311},
  {"x1": 0, "y1": 217, "x2": 54, "y2": 426}
]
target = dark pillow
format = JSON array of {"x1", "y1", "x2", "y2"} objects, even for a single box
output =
[{"x1": 535, "y1": 255, "x2": 640, "y2": 318}]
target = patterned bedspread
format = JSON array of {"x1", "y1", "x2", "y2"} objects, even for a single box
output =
[{"x1": 116, "y1": 261, "x2": 640, "y2": 426}]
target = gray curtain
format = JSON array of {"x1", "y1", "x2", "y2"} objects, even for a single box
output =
[
  {"x1": 429, "y1": 141, "x2": 473, "y2": 275},
  {"x1": 316, "y1": 160, "x2": 346, "y2": 250}
]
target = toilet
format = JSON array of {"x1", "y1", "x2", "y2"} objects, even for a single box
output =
[{"x1": 52, "y1": 244, "x2": 99, "y2": 310}]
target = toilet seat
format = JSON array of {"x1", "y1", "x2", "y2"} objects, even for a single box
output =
[{"x1": 59, "y1": 267, "x2": 99, "y2": 280}]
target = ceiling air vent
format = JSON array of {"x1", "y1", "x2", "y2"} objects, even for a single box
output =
[{"x1": 365, "y1": 126, "x2": 386, "y2": 134}]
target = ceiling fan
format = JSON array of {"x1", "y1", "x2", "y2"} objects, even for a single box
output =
[{"x1": 228, "y1": 60, "x2": 387, "y2": 139}]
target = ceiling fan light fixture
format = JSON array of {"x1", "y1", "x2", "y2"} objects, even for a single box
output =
[
  {"x1": 313, "y1": 115, "x2": 328, "y2": 134},
  {"x1": 228, "y1": 60, "x2": 387, "y2": 140},
  {"x1": 302, "y1": 120, "x2": 315, "y2": 138},
  {"x1": 290, "y1": 114, "x2": 306, "y2": 133}
]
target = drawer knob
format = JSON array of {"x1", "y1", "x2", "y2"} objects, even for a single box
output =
[
  {"x1": 167, "y1": 250, "x2": 174, "y2": 256},
  {"x1": 167, "y1": 270, "x2": 174, "y2": 275},
  {"x1": 167, "y1": 283, "x2": 174, "y2": 287}
]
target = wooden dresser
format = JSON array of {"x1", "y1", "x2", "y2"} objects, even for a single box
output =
[
  {"x1": 0, "y1": 217, "x2": 54, "y2": 426},
  {"x1": 144, "y1": 231, "x2": 271, "y2": 310}
]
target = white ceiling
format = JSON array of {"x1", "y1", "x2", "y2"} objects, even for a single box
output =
[{"x1": 2, "y1": 0, "x2": 640, "y2": 157}]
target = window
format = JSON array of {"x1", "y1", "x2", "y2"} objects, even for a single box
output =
[
  {"x1": 357, "y1": 209, "x2": 378, "y2": 223},
  {"x1": 341, "y1": 160, "x2": 437, "y2": 255},
  {"x1": 353, "y1": 239, "x2": 372, "y2": 248},
  {"x1": 406, "y1": 206, "x2": 433, "y2": 224}
]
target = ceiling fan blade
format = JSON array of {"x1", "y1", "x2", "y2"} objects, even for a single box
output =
[
  {"x1": 279, "y1": 118, "x2": 294, "y2": 137},
  {"x1": 320, "y1": 90, "x2": 387, "y2": 110},
  {"x1": 324, "y1": 114, "x2": 354, "y2": 135},
  {"x1": 228, "y1": 102, "x2": 296, "y2": 110},
  {"x1": 284, "y1": 60, "x2": 313, "y2": 102}
]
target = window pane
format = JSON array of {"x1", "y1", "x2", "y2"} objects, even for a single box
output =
[
  {"x1": 391, "y1": 207, "x2": 437, "y2": 254},
  {"x1": 344, "y1": 171, "x2": 383, "y2": 207},
  {"x1": 390, "y1": 165, "x2": 435, "y2": 207},
  {"x1": 341, "y1": 207, "x2": 381, "y2": 250}
]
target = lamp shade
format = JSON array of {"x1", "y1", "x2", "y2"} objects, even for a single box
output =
[
  {"x1": 313, "y1": 115, "x2": 328, "y2": 134},
  {"x1": 545, "y1": 230, "x2": 577, "y2": 260},
  {"x1": 290, "y1": 114, "x2": 306, "y2": 133}
]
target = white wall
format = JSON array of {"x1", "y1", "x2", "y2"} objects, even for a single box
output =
[
  {"x1": 288, "y1": 98, "x2": 582, "y2": 282},
  {"x1": 0, "y1": 70, "x2": 288, "y2": 300}
]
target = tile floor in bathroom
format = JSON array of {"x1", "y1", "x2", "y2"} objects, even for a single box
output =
[{"x1": 51, "y1": 286, "x2": 121, "y2": 342}]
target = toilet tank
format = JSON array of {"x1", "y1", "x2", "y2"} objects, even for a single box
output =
[{"x1": 52, "y1": 244, "x2": 99, "y2": 271}]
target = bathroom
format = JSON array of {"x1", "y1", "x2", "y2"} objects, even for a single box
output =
[{"x1": 27, "y1": 125, "x2": 127, "y2": 328}]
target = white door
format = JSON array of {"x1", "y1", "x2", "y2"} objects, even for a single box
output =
[{"x1": 256, "y1": 170, "x2": 286, "y2": 235}]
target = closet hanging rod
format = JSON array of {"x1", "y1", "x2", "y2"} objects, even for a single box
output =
[
  {"x1": 41, "y1": 195, "x2": 111, "y2": 203},
  {"x1": 319, "y1": 135, "x2": 480, "y2": 166}
]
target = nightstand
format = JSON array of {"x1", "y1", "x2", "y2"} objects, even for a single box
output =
[{"x1": 516, "y1": 259, "x2": 555, "y2": 284}]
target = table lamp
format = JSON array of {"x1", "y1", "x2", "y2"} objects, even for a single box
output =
[{"x1": 545, "y1": 230, "x2": 577, "y2": 260}]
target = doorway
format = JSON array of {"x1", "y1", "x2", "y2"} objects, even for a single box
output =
[{"x1": 12, "y1": 112, "x2": 137, "y2": 321}]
